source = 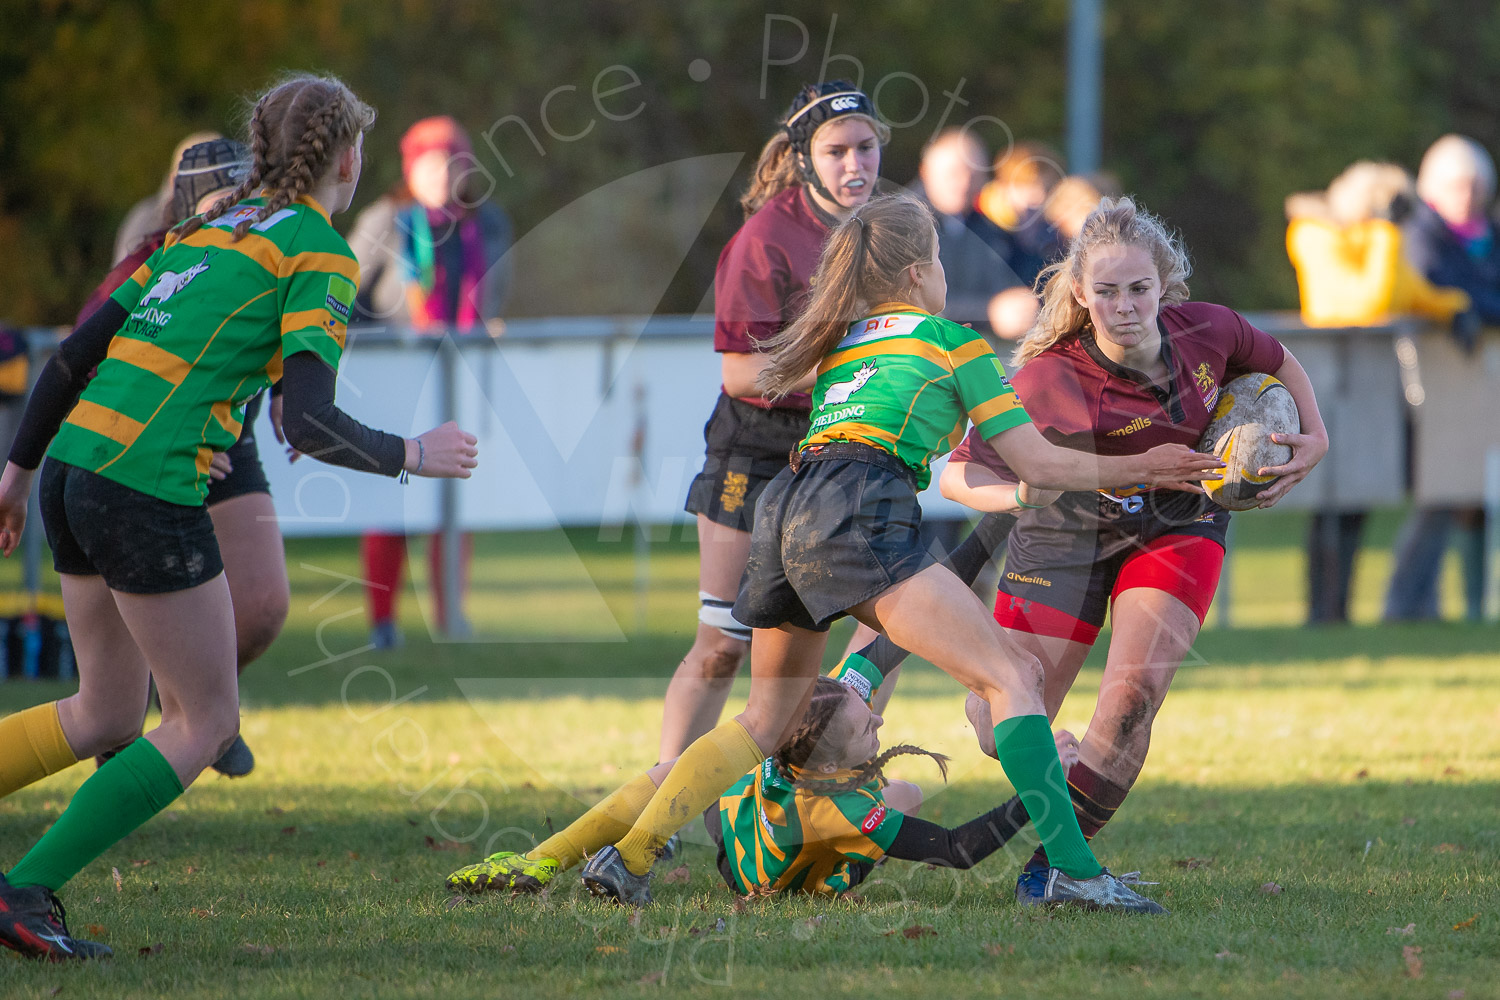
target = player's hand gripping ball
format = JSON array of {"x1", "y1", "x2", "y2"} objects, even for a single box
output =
[{"x1": 1198, "y1": 374, "x2": 1301, "y2": 510}]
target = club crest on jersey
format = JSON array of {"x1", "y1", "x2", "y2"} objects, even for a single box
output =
[
  {"x1": 139, "y1": 251, "x2": 211, "y2": 308},
  {"x1": 1193, "y1": 362, "x2": 1219, "y2": 408},
  {"x1": 820, "y1": 361, "x2": 877, "y2": 410}
]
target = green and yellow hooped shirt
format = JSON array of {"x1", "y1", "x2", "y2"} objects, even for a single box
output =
[
  {"x1": 49, "y1": 196, "x2": 358, "y2": 505},
  {"x1": 718, "y1": 655, "x2": 902, "y2": 896},
  {"x1": 801, "y1": 304, "x2": 1031, "y2": 489}
]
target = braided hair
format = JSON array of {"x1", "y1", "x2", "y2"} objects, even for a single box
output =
[
  {"x1": 773, "y1": 676, "x2": 950, "y2": 797},
  {"x1": 173, "y1": 74, "x2": 376, "y2": 242}
]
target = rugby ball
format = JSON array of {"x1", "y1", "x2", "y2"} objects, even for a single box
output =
[{"x1": 1198, "y1": 374, "x2": 1299, "y2": 511}]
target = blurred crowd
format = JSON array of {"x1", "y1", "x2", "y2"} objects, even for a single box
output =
[{"x1": 1286, "y1": 135, "x2": 1500, "y2": 624}]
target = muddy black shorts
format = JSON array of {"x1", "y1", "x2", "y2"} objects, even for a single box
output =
[
  {"x1": 684, "y1": 393, "x2": 810, "y2": 532},
  {"x1": 731, "y1": 442, "x2": 936, "y2": 633},
  {"x1": 204, "y1": 392, "x2": 271, "y2": 506},
  {"x1": 40, "y1": 458, "x2": 224, "y2": 594}
]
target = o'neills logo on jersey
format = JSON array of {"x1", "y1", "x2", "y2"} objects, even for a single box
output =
[
  {"x1": 1193, "y1": 362, "x2": 1219, "y2": 408},
  {"x1": 1005, "y1": 571, "x2": 1051, "y2": 588},
  {"x1": 1107, "y1": 416, "x2": 1153, "y2": 437},
  {"x1": 860, "y1": 804, "x2": 887, "y2": 834}
]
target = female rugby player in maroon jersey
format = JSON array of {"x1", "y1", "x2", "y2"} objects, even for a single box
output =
[
  {"x1": 661, "y1": 82, "x2": 885, "y2": 768},
  {"x1": 941, "y1": 196, "x2": 1327, "y2": 904}
]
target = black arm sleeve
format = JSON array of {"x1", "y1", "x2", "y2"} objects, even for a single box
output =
[
  {"x1": 858, "y1": 512, "x2": 1017, "y2": 676},
  {"x1": 882, "y1": 795, "x2": 1029, "y2": 870},
  {"x1": 7, "y1": 300, "x2": 127, "y2": 470},
  {"x1": 280, "y1": 351, "x2": 407, "y2": 477}
]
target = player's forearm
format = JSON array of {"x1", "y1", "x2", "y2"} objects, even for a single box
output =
[
  {"x1": 940, "y1": 460, "x2": 1025, "y2": 511},
  {"x1": 280, "y1": 352, "x2": 407, "y2": 477},
  {"x1": 883, "y1": 797, "x2": 1030, "y2": 869},
  {"x1": 1272, "y1": 349, "x2": 1328, "y2": 441}
]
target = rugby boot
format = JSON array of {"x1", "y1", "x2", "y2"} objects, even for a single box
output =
[
  {"x1": 1015, "y1": 855, "x2": 1050, "y2": 906},
  {"x1": 210, "y1": 734, "x2": 255, "y2": 777},
  {"x1": 445, "y1": 851, "x2": 558, "y2": 894},
  {"x1": 0, "y1": 875, "x2": 112, "y2": 961},
  {"x1": 580, "y1": 845, "x2": 653, "y2": 906},
  {"x1": 1041, "y1": 867, "x2": 1168, "y2": 915}
]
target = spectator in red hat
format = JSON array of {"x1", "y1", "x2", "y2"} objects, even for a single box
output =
[{"x1": 348, "y1": 116, "x2": 512, "y2": 646}]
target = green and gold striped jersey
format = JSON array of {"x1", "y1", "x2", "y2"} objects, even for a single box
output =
[
  {"x1": 49, "y1": 196, "x2": 357, "y2": 505},
  {"x1": 801, "y1": 304, "x2": 1030, "y2": 489},
  {"x1": 718, "y1": 654, "x2": 901, "y2": 896}
]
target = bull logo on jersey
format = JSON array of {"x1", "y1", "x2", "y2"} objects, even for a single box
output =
[
  {"x1": 820, "y1": 361, "x2": 878, "y2": 410},
  {"x1": 1193, "y1": 362, "x2": 1219, "y2": 408},
  {"x1": 139, "y1": 252, "x2": 211, "y2": 307}
]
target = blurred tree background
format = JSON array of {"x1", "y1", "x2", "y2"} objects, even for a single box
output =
[{"x1": 2, "y1": 0, "x2": 1497, "y2": 324}]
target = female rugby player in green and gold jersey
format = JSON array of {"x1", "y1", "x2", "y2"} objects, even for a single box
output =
[{"x1": 0, "y1": 74, "x2": 477, "y2": 960}]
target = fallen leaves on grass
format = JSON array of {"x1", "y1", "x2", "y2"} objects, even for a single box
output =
[
  {"x1": 1453, "y1": 914, "x2": 1479, "y2": 931},
  {"x1": 131, "y1": 859, "x2": 152, "y2": 868},
  {"x1": 660, "y1": 865, "x2": 690, "y2": 885},
  {"x1": 86, "y1": 924, "x2": 107, "y2": 937},
  {"x1": 1260, "y1": 882, "x2": 1284, "y2": 895},
  {"x1": 1386, "y1": 923, "x2": 1415, "y2": 936},
  {"x1": 1435, "y1": 843, "x2": 1464, "y2": 854},
  {"x1": 883, "y1": 923, "x2": 936, "y2": 940},
  {"x1": 184, "y1": 865, "x2": 199, "y2": 875},
  {"x1": 1442, "y1": 765, "x2": 1463, "y2": 776},
  {"x1": 189, "y1": 905, "x2": 217, "y2": 918},
  {"x1": 984, "y1": 943, "x2": 1014, "y2": 956},
  {"x1": 281, "y1": 826, "x2": 298, "y2": 835},
  {"x1": 137, "y1": 943, "x2": 165, "y2": 957},
  {"x1": 1402, "y1": 945, "x2": 1423, "y2": 978},
  {"x1": 595, "y1": 945, "x2": 624, "y2": 955},
  {"x1": 1173, "y1": 857, "x2": 1214, "y2": 870},
  {"x1": 443, "y1": 895, "x2": 474, "y2": 911},
  {"x1": 347, "y1": 851, "x2": 361, "y2": 860},
  {"x1": 424, "y1": 836, "x2": 467, "y2": 852},
  {"x1": 266, "y1": 807, "x2": 286, "y2": 816},
  {"x1": 1355, "y1": 768, "x2": 1370, "y2": 779},
  {"x1": 112, "y1": 868, "x2": 122, "y2": 892},
  {"x1": 639, "y1": 971, "x2": 664, "y2": 986}
]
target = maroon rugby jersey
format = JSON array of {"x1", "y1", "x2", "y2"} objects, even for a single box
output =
[
  {"x1": 713, "y1": 186, "x2": 835, "y2": 410},
  {"x1": 952, "y1": 301, "x2": 1286, "y2": 482}
]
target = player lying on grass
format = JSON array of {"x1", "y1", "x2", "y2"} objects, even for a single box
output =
[
  {"x1": 496, "y1": 195, "x2": 1219, "y2": 914},
  {"x1": 448, "y1": 652, "x2": 1081, "y2": 897},
  {"x1": 0, "y1": 74, "x2": 478, "y2": 962}
]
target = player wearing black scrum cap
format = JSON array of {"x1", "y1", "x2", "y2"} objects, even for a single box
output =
[{"x1": 444, "y1": 81, "x2": 893, "y2": 897}]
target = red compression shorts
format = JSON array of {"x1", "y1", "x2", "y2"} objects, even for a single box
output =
[{"x1": 992, "y1": 533, "x2": 1225, "y2": 645}]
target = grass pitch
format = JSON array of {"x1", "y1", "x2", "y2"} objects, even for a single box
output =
[{"x1": 1, "y1": 510, "x2": 1497, "y2": 999}]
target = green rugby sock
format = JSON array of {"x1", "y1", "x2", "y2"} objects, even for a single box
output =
[
  {"x1": 7, "y1": 737, "x2": 183, "y2": 891},
  {"x1": 994, "y1": 714, "x2": 1102, "y2": 880}
]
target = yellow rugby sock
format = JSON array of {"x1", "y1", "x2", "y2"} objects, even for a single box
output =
[
  {"x1": 0, "y1": 703, "x2": 79, "y2": 799},
  {"x1": 615, "y1": 720, "x2": 764, "y2": 875},
  {"x1": 527, "y1": 774, "x2": 657, "y2": 871}
]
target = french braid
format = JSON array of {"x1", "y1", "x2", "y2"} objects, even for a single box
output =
[{"x1": 170, "y1": 74, "x2": 375, "y2": 243}]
